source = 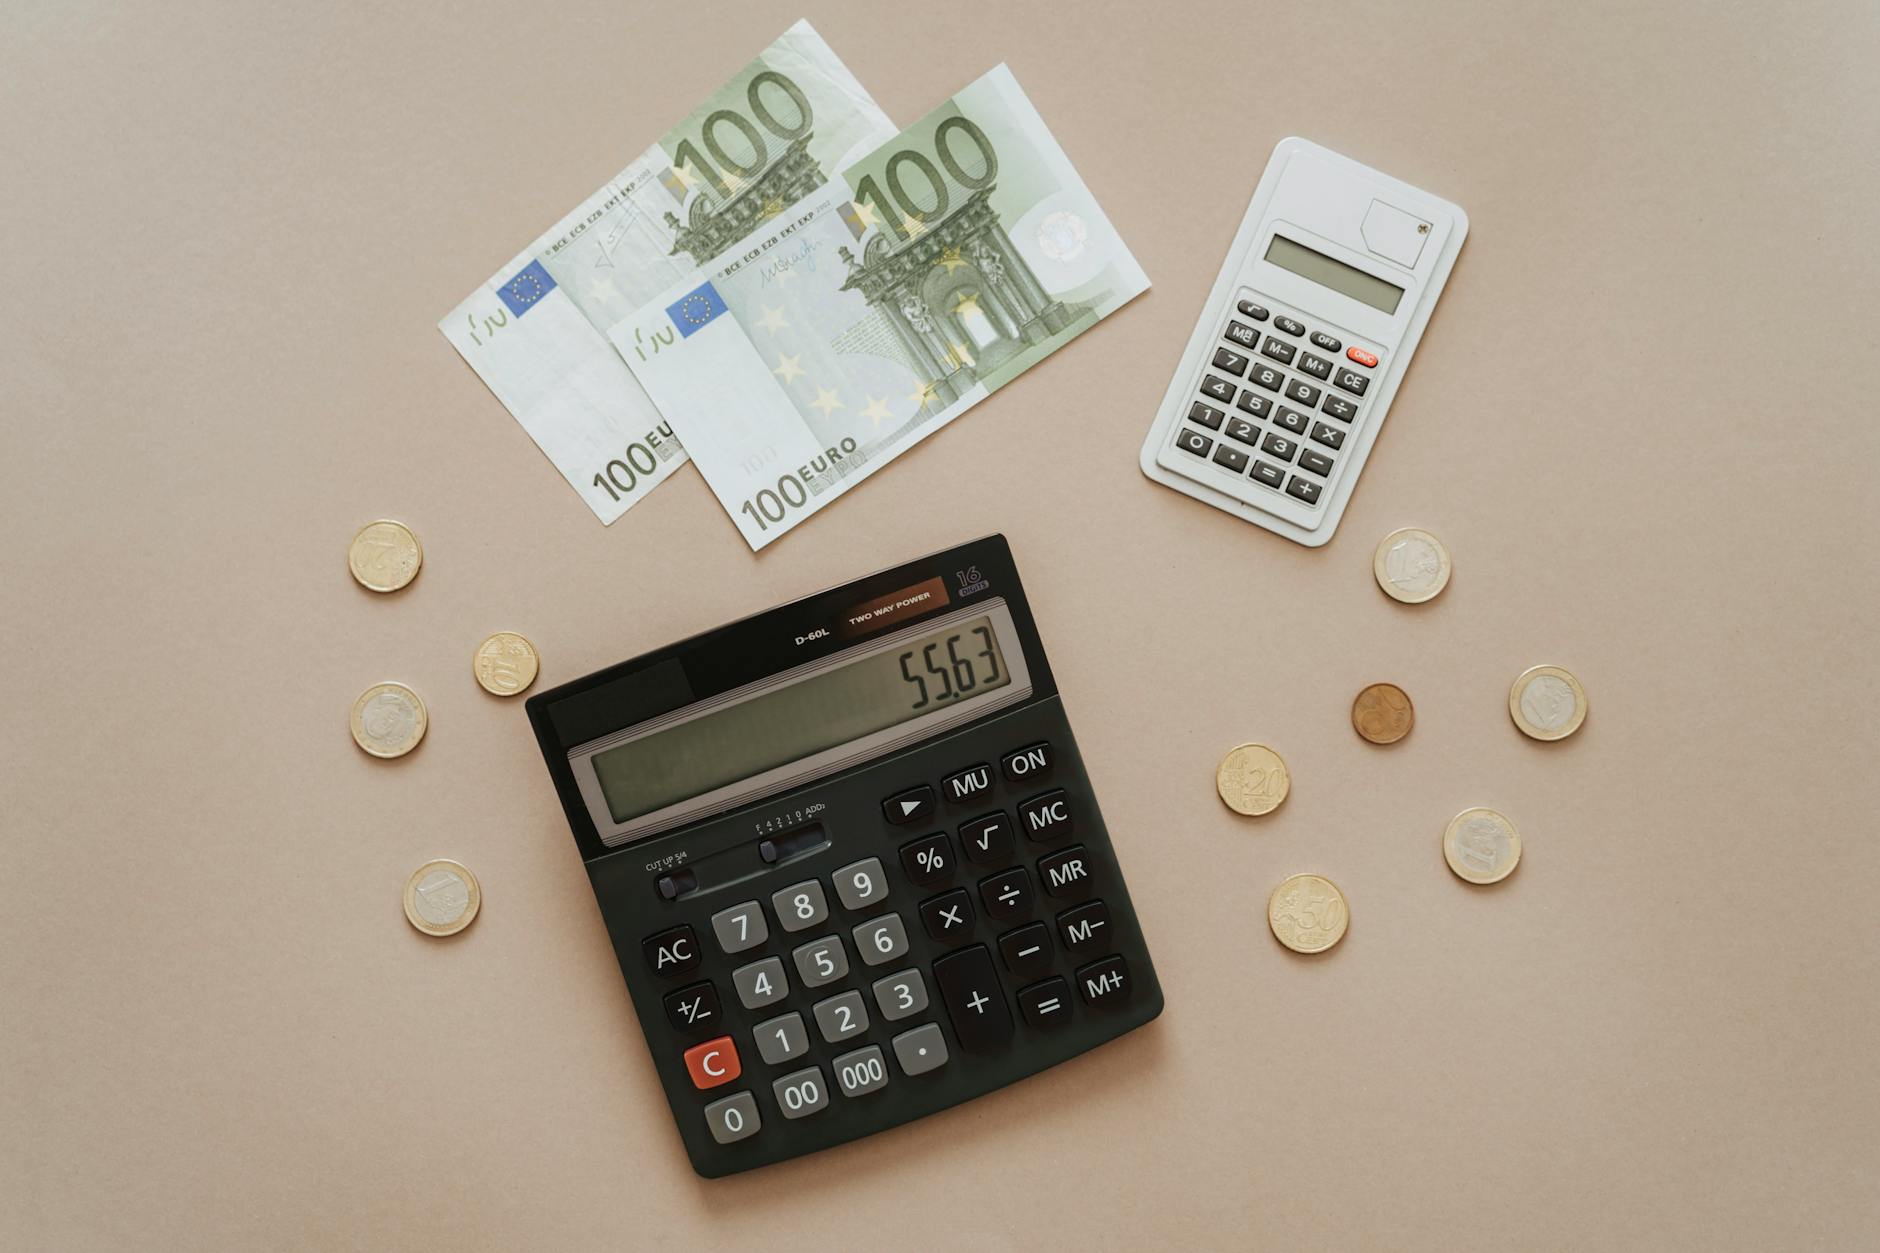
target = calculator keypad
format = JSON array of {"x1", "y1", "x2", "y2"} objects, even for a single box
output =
[
  {"x1": 1168, "y1": 289, "x2": 1382, "y2": 511},
  {"x1": 641, "y1": 729, "x2": 1152, "y2": 1172}
]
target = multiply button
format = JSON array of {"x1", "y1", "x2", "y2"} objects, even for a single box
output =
[
  {"x1": 1020, "y1": 790, "x2": 1074, "y2": 842},
  {"x1": 959, "y1": 811, "x2": 1015, "y2": 864},
  {"x1": 1000, "y1": 741, "x2": 1053, "y2": 781},
  {"x1": 1075, "y1": 955, "x2": 1131, "y2": 1008},
  {"x1": 1039, "y1": 846, "x2": 1094, "y2": 900},
  {"x1": 932, "y1": 944, "x2": 1015, "y2": 1052},
  {"x1": 941, "y1": 763, "x2": 993, "y2": 805},
  {"x1": 919, "y1": 888, "x2": 974, "y2": 942},
  {"x1": 682, "y1": 1036, "x2": 741, "y2": 1090},
  {"x1": 642, "y1": 925, "x2": 700, "y2": 977},
  {"x1": 883, "y1": 785, "x2": 936, "y2": 825}
]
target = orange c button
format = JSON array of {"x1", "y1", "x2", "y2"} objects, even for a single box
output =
[{"x1": 683, "y1": 1036, "x2": 741, "y2": 1089}]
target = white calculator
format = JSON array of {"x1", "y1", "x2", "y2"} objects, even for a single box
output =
[{"x1": 1139, "y1": 138, "x2": 1467, "y2": 546}]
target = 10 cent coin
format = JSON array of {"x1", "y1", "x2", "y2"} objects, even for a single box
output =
[
  {"x1": 1443, "y1": 808, "x2": 1523, "y2": 884},
  {"x1": 473, "y1": 631, "x2": 539, "y2": 697},
  {"x1": 1216, "y1": 743, "x2": 1291, "y2": 815},
  {"x1": 404, "y1": 859, "x2": 481, "y2": 936},
  {"x1": 347, "y1": 519, "x2": 423, "y2": 593},
  {"x1": 1373, "y1": 527, "x2": 1451, "y2": 604},
  {"x1": 1351, "y1": 682, "x2": 1415, "y2": 744},
  {"x1": 350, "y1": 681, "x2": 428, "y2": 758},
  {"x1": 1267, "y1": 873, "x2": 1350, "y2": 953},
  {"x1": 1509, "y1": 664, "x2": 1588, "y2": 741}
]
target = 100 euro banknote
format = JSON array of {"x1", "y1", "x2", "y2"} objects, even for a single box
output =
[
  {"x1": 439, "y1": 21, "x2": 894, "y2": 523},
  {"x1": 612, "y1": 64, "x2": 1148, "y2": 548}
]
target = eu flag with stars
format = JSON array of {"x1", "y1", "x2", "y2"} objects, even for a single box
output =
[
  {"x1": 667, "y1": 282, "x2": 727, "y2": 338},
  {"x1": 497, "y1": 260, "x2": 557, "y2": 316}
]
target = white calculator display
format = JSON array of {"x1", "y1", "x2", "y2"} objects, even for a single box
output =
[{"x1": 1139, "y1": 138, "x2": 1467, "y2": 546}]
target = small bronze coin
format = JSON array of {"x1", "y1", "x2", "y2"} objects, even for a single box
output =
[{"x1": 1351, "y1": 682, "x2": 1414, "y2": 744}]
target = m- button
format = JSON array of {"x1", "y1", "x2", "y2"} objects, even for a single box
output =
[{"x1": 1000, "y1": 741, "x2": 1053, "y2": 781}]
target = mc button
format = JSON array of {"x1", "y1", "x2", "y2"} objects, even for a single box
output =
[
  {"x1": 1000, "y1": 742, "x2": 1053, "y2": 781},
  {"x1": 1019, "y1": 790, "x2": 1074, "y2": 842}
]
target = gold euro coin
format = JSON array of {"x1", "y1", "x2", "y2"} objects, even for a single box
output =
[
  {"x1": 347, "y1": 519, "x2": 423, "y2": 593},
  {"x1": 350, "y1": 681, "x2": 427, "y2": 758},
  {"x1": 1216, "y1": 743, "x2": 1290, "y2": 816},
  {"x1": 1373, "y1": 527, "x2": 1451, "y2": 604},
  {"x1": 1267, "y1": 874, "x2": 1349, "y2": 953},
  {"x1": 1443, "y1": 808, "x2": 1522, "y2": 884},
  {"x1": 1351, "y1": 682, "x2": 1414, "y2": 744},
  {"x1": 404, "y1": 859, "x2": 481, "y2": 936},
  {"x1": 473, "y1": 631, "x2": 539, "y2": 697},
  {"x1": 1509, "y1": 664, "x2": 1587, "y2": 741}
]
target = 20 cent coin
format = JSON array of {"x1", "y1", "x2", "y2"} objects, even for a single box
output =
[
  {"x1": 1509, "y1": 664, "x2": 1587, "y2": 741},
  {"x1": 404, "y1": 859, "x2": 481, "y2": 936},
  {"x1": 1216, "y1": 743, "x2": 1290, "y2": 816},
  {"x1": 1373, "y1": 527, "x2": 1451, "y2": 604},
  {"x1": 473, "y1": 631, "x2": 539, "y2": 697},
  {"x1": 1443, "y1": 808, "x2": 1523, "y2": 884},
  {"x1": 347, "y1": 519, "x2": 423, "y2": 592},
  {"x1": 1351, "y1": 682, "x2": 1414, "y2": 744},
  {"x1": 1267, "y1": 874, "x2": 1349, "y2": 953},
  {"x1": 350, "y1": 681, "x2": 427, "y2": 758}
]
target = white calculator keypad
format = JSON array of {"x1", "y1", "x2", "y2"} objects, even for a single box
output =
[{"x1": 1169, "y1": 292, "x2": 1382, "y2": 509}]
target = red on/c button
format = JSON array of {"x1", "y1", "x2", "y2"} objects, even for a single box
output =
[
  {"x1": 683, "y1": 1037, "x2": 741, "y2": 1089},
  {"x1": 1347, "y1": 347, "x2": 1380, "y2": 368}
]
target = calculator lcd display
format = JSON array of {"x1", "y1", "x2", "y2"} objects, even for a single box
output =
[
  {"x1": 1264, "y1": 235, "x2": 1403, "y2": 313},
  {"x1": 590, "y1": 615, "x2": 1012, "y2": 825}
]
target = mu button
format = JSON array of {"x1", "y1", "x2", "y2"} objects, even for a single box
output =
[{"x1": 682, "y1": 1036, "x2": 741, "y2": 1090}]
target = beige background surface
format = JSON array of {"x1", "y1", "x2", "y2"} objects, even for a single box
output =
[{"x1": 5, "y1": 2, "x2": 1877, "y2": 1248}]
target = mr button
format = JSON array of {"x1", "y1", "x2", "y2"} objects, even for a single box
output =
[
  {"x1": 643, "y1": 925, "x2": 700, "y2": 977},
  {"x1": 1039, "y1": 846, "x2": 1094, "y2": 901}
]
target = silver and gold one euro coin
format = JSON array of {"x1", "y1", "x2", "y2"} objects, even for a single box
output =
[
  {"x1": 350, "y1": 681, "x2": 427, "y2": 758},
  {"x1": 473, "y1": 631, "x2": 539, "y2": 697},
  {"x1": 1509, "y1": 664, "x2": 1587, "y2": 741},
  {"x1": 404, "y1": 859, "x2": 481, "y2": 936},
  {"x1": 1443, "y1": 808, "x2": 1522, "y2": 884},
  {"x1": 1267, "y1": 874, "x2": 1349, "y2": 953},
  {"x1": 347, "y1": 519, "x2": 423, "y2": 593},
  {"x1": 1373, "y1": 527, "x2": 1451, "y2": 604}
]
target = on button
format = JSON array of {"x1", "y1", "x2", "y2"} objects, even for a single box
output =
[{"x1": 1000, "y1": 742, "x2": 1053, "y2": 781}]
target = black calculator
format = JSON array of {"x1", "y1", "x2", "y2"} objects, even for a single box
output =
[{"x1": 527, "y1": 535, "x2": 1162, "y2": 1176}]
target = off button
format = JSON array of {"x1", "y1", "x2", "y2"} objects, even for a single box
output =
[{"x1": 1000, "y1": 741, "x2": 1053, "y2": 781}]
